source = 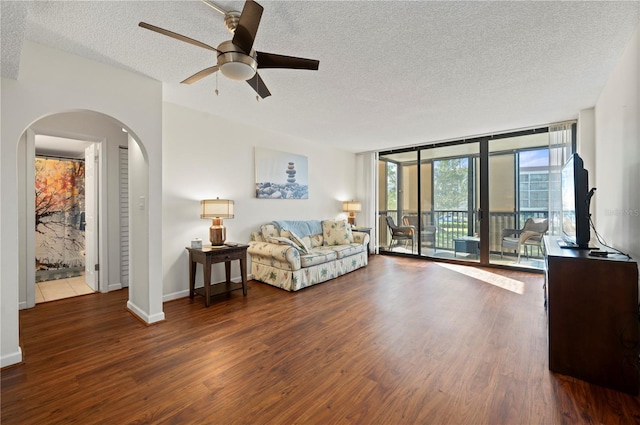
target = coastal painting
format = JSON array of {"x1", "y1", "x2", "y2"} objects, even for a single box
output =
[{"x1": 255, "y1": 147, "x2": 308, "y2": 199}]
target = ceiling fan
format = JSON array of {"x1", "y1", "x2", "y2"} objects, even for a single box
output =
[{"x1": 139, "y1": 0, "x2": 320, "y2": 99}]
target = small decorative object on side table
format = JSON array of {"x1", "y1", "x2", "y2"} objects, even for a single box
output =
[{"x1": 186, "y1": 243, "x2": 248, "y2": 307}]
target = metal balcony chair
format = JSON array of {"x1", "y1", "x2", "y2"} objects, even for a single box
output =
[
  {"x1": 501, "y1": 217, "x2": 548, "y2": 262},
  {"x1": 385, "y1": 216, "x2": 415, "y2": 252}
]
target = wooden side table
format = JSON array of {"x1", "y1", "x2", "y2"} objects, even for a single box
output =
[{"x1": 186, "y1": 244, "x2": 248, "y2": 307}]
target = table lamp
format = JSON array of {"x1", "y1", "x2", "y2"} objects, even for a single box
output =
[
  {"x1": 342, "y1": 200, "x2": 362, "y2": 226},
  {"x1": 201, "y1": 198, "x2": 234, "y2": 246}
]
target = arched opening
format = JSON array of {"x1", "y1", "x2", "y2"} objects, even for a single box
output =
[{"x1": 16, "y1": 110, "x2": 150, "y2": 317}]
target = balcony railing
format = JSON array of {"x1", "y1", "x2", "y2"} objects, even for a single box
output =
[{"x1": 379, "y1": 210, "x2": 550, "y2": 253}]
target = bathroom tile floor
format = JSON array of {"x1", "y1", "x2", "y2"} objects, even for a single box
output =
[{"x1": 36, "y1": 275, "x2": 95, "y2": 303}]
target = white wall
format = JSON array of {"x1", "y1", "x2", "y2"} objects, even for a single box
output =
[
  {"x1": 128, "y1": 135, "x2": 151, "y2": 315},
  {"x1": 577, "y1": 108, "x2": 596, "y2": 183},
  {"x1": 577, "y1": 108, "x2": 596, "y2": 220},
  {"x1": 1, "y1": 41, "x2": 163, "y2": 367},
  {"x1": 161, "y1": 102, "x2": 358, "y2": 300},
  {"x1": 594, "y1": 27, "x2": 640, "y2": 260}
]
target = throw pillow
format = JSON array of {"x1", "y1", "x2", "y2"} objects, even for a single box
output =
[
  {"x1": 267, "y1": 236, "x2": 300, "y2": 251},
  {"x1": 261, "y1": 224, "x2": 279, "y2": 239},
  {"x1": 309, "y1": 234, "x2": 324, "y2": 247},
  {"x1": 288, "y1": 230, "x2": 311, "y2": 254},
  {"x1": 322, "y1": 219, "x2": 354, "y2": 246}
]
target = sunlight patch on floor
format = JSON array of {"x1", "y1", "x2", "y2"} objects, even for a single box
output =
[{"x1": 436, "y1": 262, "x2": 525, "y2": 294}]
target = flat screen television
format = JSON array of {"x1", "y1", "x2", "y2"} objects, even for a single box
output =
[{"x1": 560, "y1": 153, "x2": 593, "y2": 249}]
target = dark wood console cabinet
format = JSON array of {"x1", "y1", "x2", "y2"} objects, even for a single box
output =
[{"x1": 543, "y1": 236, "x2": 639, "y2": 395}]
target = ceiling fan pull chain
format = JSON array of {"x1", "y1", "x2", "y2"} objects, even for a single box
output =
[
  {"x1": 256, "y1": 76, "x2": 260, "y2": 102},
  {"x1": 215, "y1": 72, "x2": 219, "y2": 96}
]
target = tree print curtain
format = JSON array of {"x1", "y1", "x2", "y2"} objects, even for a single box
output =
[{"x1": 35, "y1": 157, "x2": 85, "y2": 281}]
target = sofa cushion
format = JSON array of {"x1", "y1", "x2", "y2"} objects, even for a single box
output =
[
  {"x1": 300, "y1": 249, "x2": 338, "y2": 267},
  {"x1": 322, "y1": 219, "x2": 354, "y2": 245},
  {"x1": 327, "y1": 243, "x2": 364, "y2": 259}
]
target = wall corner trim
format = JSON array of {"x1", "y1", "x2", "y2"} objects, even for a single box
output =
[
  {"x1": 127, "y1": 300, "x2": 165, "y2": 324},
  {"x1": 1, "y1": 347, "x2": 23, "y2": 368}
]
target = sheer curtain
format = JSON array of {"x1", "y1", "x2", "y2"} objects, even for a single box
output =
[
  {"x1": 548, "y1": 121, "x2": 576, "y2": 236},
  {"x1": 356, "y1": 151, "x2": 378, "y2": 254}
]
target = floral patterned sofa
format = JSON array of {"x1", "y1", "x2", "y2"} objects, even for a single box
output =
[{"x1": 248, "y1": 219, "x2": 369, "y2": 291}]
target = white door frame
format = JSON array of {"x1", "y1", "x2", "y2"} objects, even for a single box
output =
[
  {"x1": 24, "y1": 129, "x2": 36, "y2": 308},
  {"x1": 84, "y1": 143, "x2": 99, "y2": 292}
]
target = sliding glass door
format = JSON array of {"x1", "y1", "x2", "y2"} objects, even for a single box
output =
[
  {"x1": 378, "y1": 151, "x2": 418, "y2": 254},
  {"x1": 420, "y1": 143, "x2": 481, "y2": 262},
  {"x1": 378, "y1": 127, "x2": 564, "y2": 271},
  {"x1": 487, "y1": 133, "x2": 552, "y2": 269},
  {"x1": 379, "y1": 142, "x2": 482, "y2": 263}
]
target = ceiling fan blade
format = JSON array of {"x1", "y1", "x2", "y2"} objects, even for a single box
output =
[
  {"x1": 139, "y1": 22, "x2": 219, "y2": 52},
  {"x1": 181, "y1": 66, "x2": 219, "y2": 84},
  {"x1": 232, "y1": 0, "x2": 263, "y2": 54},
  {"x1": 247, "y1": 72, "x2": 271, "y2": 99},
  {"x1": 256, "y1": 52, "x2": 319, "y2": 70}
]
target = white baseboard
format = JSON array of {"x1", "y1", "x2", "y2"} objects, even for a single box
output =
[
  {"x1": 18, "y1": 301, "x2": 28, "y2": 310},
  {"x1": 126, "y1": 300, "x2": 165, "y2": 324},
  {"x1": 163, "y1": 289, "x2": 189, "y2": 302},
  {"x1": 1, "y1": 347, "x2": 23, "y2": 368},
  {"x1": 108, "y1": 283, "x2": 123, "y2": 292}
]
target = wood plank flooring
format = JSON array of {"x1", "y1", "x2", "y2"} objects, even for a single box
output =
[{"x1": 2, "y1": 256, "x2": 639, "y2": 424}]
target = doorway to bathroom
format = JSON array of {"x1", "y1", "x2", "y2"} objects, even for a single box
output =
[{"x1": 34, "y1": 135, "x2": 97, "y2": 303}]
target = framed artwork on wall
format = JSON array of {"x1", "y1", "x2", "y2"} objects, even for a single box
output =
[{"x1": 255, "y1": 147, "x2": 308, "y2": 199}]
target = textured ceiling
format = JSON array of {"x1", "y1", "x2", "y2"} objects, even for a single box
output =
[{"x1": 2, "y1": 1, "x2": 639, "y2": 153}]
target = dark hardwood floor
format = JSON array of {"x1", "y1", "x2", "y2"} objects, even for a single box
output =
[{"x1": 2, "y1": 256, "x2": 639, "y2": 424}]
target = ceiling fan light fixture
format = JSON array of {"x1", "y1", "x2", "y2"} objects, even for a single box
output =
[
  {"x1": 219, "y1": 60, "x2": 256, "y2": 80},
  {"x1": 217, "y1": 40, "x2": 258, "y2": 81}
]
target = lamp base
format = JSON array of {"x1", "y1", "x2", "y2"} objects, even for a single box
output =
[
  {"x1": 209, "y1": 218, "x2": 226, "y2": 246},
  {"x1": 347, "y1": 214, "x2": 356, "y2": 226}
]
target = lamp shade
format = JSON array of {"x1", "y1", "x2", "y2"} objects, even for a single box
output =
[
  {"x1": 201, "y1": 198, "x2": 234, "y2": 219},
  {"x1": 342, "y1": 201, "x2": 362, "y2": 213}
]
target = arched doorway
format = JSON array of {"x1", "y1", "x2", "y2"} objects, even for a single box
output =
[{"x1": 18, "y1": 111, "x2": 134, "y2": 308}]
